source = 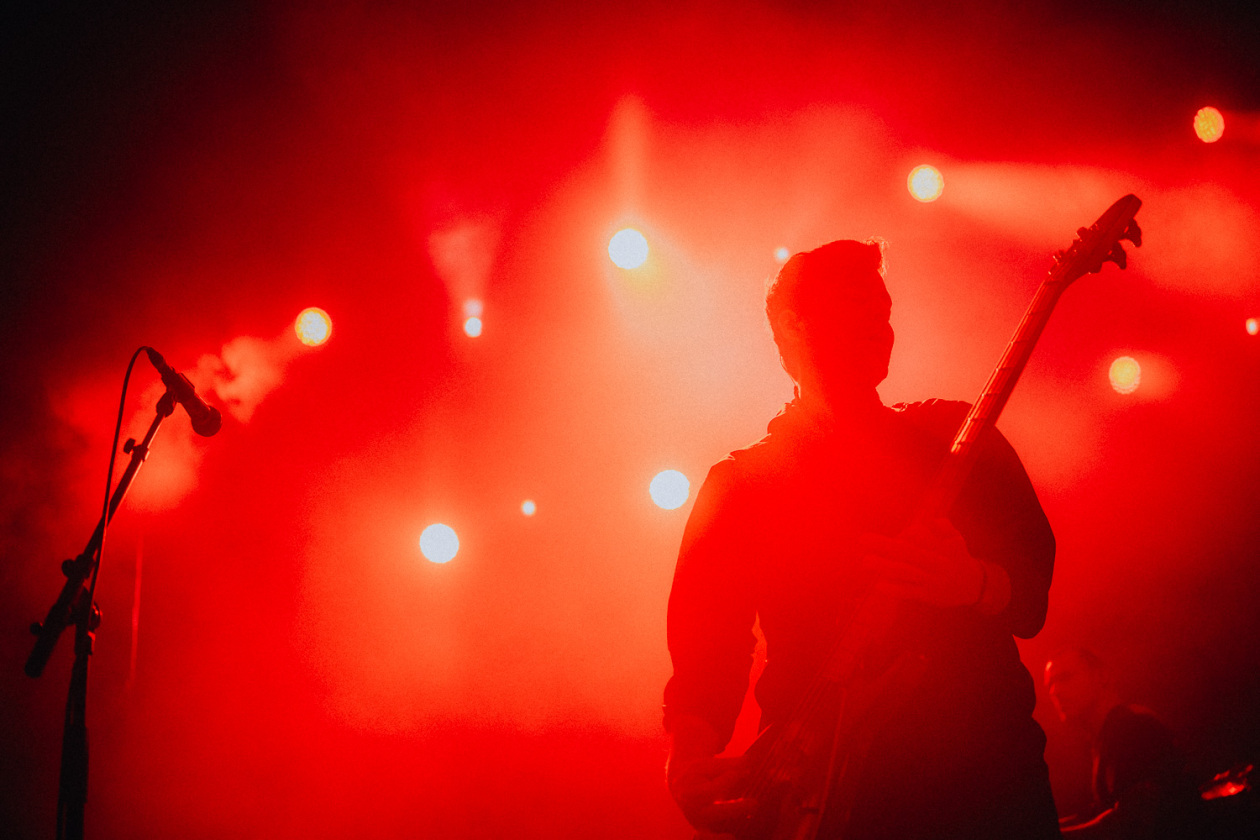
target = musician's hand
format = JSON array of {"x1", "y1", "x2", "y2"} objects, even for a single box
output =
[
  {"x1": 860, "y1": 518, "x2": 988, "y2": 609},
  {"x1": 667, "y1": 753, "x2": 756, "y2": 834},
  {"x1": 666, "y1": 715, "x2": 756, "y2": 833}
]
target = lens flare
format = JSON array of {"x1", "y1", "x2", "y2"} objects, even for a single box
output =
[
  {"x1": 1194, "y1": 107, "x2": 1225, "y2": 143},
  {"x1": 907, "y1": 165, "x2": 944, "y2": 202},
  {"x1": 1109, "y1": 356, "x2": 1141, "y2": 395},
  {"x1": 608, "y1": 228, "x2": 649, "y2": 269},
  {"x1": 464, "y1": 317, "x2": 483, "y2": 337},
  {"x1": 419, "y1": 523, "x2": 459, "y2": 563},
  {"x1": 1246, "y1": 317, "x2": 1257, "y2": 336},
  {"x1": 774, "y1": 246, "x2": 791, "y2": 263},
  {"x1": 295, "y1": 307, "x2": 332, "y2": 346},
  {"x1": 521, "y1": 500, "x2": 536, "y2": 516},
  {"x1": 649, "y1": 469, "x2": 690, "y2": 510}
]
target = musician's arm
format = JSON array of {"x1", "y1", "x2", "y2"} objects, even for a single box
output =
[
  {"x1": 667, "y1": 713, "x2": 724, "y2": 765},
  {"x1": 666, "y1": 713, "x2": 725, "y2": 803},
  {"x1": 664, "y1": 458, "x2": 759, "y2": 749},
  {"x1": 663, "y1": 459, "x2": 760, "y2": 828},
  {"x1": 884, "y1": 400, "x2": 1052, "y2": 635},
  {"x1": 666, "y1": 713, "x2": 757, "y2": 831},
  {"x1": 973, "y1": 557, "x2": 1012, "y2": 615},
  {"x1": 962, "y1": 424, "x2": 1055, "y2": 638}
]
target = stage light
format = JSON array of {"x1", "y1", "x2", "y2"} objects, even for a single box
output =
[
  {"x1": 419, "y1": 523, "x2": 459, "y2": 563},
  {"x1": 464, "y1": 317, "x2": 483, "y2": 337},
  {"x1": 609, "y1": 228, "x2": 649, "y2": 269},
  {"x1": 1194, "y1": 107, "x2": 1225, "y2": 143},
  {"x1": 295, "y1": 307, "x2": 332, "y2": 346},
  {"x1": 649, "y1": 469, "x2": 690, "y2": 510},
  {"x1": 907, "y1": 165, "x2": 944, "y2": 202},
  {"x1": 521, "y1": 500, "x2": 536, "y2": 516},
  {"x1": 1109, "y1": 356, "x2": 1141, "y2": 395},
  {"x1": 1246, "y1": 317, "x2": 1258, "y2": 336},
  {"x1": 775, "y1": 247, "x2": 791, "y2": 263}
]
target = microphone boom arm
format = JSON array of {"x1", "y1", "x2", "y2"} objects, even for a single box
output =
[{"x1": 25, "y1": 389, "x2": 174, "y2": 677}]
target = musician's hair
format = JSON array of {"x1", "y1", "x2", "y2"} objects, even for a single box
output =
[{"x1": 765, "y1": 238, "x2": 886, "y2": 377}]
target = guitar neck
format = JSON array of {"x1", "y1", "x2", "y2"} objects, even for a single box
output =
[{"x1": 919, "y1": 271, "x2": 1070, "y2": 520}]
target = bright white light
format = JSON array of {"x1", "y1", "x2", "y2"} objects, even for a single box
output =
[
  {"x1": 907, "y1": 165, "x2": 944, "y2": 202},
  {"x1": 1109, "y1": 356, "x2": 1141, "y2": 395},
  {"x1": 464, "y1": 317, "x2": 483, "y2": 337},
  {"x1": 649, "y1": 469, "x2": 690, "y2": 510},
  {"x1": 1246, "y1": 317, "x2": 1258, "y2": 336},
  {"x1": 608, "y1": 228, "x2": 649, "y2": 269},
  {"x1": 420, "y1": 523, "x2": 459, "y2": 563},
  {"x1": 521, "y1": 500, "x2": 536, "y2": 516},
  {"x1": 774, "y1": 247, "x2": 791, "y2": 263},
  {"x1": 1194, "y1": 107, "x2": 1225, "y2": 143},
  {"x1": 464, "y1": 298, "x2": 484, "y2": 317},
  {"x1": 295, "y1": 307, "x2": 332, "y2": 346}
]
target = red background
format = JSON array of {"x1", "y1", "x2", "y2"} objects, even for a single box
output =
[{"x1": 2, "y1": 2, "x2": 1257, "y2": 836}]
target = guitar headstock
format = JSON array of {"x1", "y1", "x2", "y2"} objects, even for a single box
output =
[{"x1": 1052, "y1": 194, "x2": 1142, "y2": 284}]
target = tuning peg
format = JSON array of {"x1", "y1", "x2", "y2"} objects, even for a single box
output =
[
  {"x1": 1104, "y1": 243, "x2": 1128, "y2": 270},
  {"x1": 1121, "y1": 219, "x2": 1142, "y2": 248}
]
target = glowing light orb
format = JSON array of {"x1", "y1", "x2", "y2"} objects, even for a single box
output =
[
  {"x1": 463, "y1": 317, "x2": 483, "y2": 337},
  {"x1": 649, "y1": 469, "x2": 690, "y2": 510},
  {"x1": 521, "y1": 500, "x2": 536, "y2": 516},
  {"x1": 419, "y1": 523, "x2": 459, "y2": 563},
  {"x1": 464, "y1": 298, "x2": 483, "y2": 317},
  {"x1": 907, "y1": 165, "x2": 944, "y2": 202},
  {"x1": 1246, "y1": 317, "x2": 1258, "y2": 336},
  {"x1": 1109, "y1": 356, "x2": 1141, "y2": 395},
  {"x1": 295, "y1": 307, "x2": 332, "y2": 346},
  {"x1": 774, "y1": 246, "x2": 791, "y2": 263},
  {"x1": 1194, "y1": 107, "x2": 1225, "y2": 143},
  {"x1": 608, "y1": 228, "x2": 649, "y2": 269}
]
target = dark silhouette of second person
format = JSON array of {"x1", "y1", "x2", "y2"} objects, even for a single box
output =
[{"x1": 1044, "y1": 647, "x2": 1202, "y2": 839}]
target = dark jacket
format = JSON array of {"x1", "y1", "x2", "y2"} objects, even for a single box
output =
[{"x1": 665, "y1": 399, "x2": 1059, "y2": 839}]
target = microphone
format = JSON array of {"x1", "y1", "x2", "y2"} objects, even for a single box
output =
[{"x1": 145, "y1": 348, "x2": 223, "y2": 436}]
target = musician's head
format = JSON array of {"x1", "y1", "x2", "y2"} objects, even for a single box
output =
[
  {"x1": 1043, "y1": 647, "x2": 1108, "y2": 725},
  {"x1": 766, "y1": 239, "x2": 893, "y2": 400}
]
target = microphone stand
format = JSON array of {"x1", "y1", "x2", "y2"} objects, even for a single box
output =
[{"x1": 26, "y1": 390, "x2": 176, "y2": 840}]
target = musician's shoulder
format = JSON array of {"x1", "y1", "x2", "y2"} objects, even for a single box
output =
[
  {"x1": 721, "y1": 435, "x2": 774, "y2": 475},
  {"x1": 892, "y1": 397, "x2": 971, "y2": 435},
  {"x1": 713, "y1": 423, "x2": 792, "y2": 489}
]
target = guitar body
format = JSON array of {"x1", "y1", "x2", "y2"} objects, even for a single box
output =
[
  {"x1": 760, "y1": 652, "x2": 926, "y2": 840},
  {"x1": 694, "y1": 195, "x2": 1143, "y2": 840},
  {"x1": 691, "y1": 649, "x2": 926, "y2": 840}
]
